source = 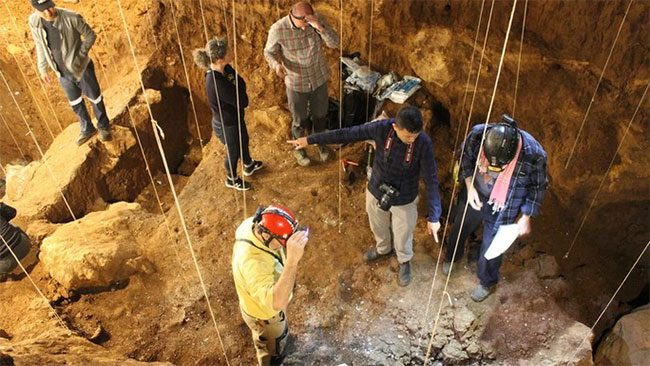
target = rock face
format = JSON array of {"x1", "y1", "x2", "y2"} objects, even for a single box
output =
[
  {"x1": 595, "y1": 305, "x2": 650, "y2": 366},
  {"x1": 40, "y1": 202, "x2": 154, "y2": 293},
  {"x1": 0, "y1": 328, "x2": 173, "y2": 365},
  {"x1": 4, "y1": 125, "x2": 146, "y2": 223}
]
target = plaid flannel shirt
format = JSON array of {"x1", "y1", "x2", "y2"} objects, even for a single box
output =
[
  {"x1": 264, "y1": 14, "x2": 339, "y2": 93},
  {"x1": 460, "y1": 124, "x2": 548, "y2": 228}
]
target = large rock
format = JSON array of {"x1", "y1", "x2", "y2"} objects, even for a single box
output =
[
  {"x1": 0, "y1": 328, "x2": 173, "y2": 365},
  {"x1": 40, "y1": 202, "x2": 154, "y2": 293},
  {"x1": 4, "y1": 124, "x2": 146, "y2": 223},
  {"x1": 595, "y1": 305, "x2": 650, "y2": 366}
]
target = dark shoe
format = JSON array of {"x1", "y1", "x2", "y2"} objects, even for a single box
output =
[
  {"x1": 243, "y1": 160, "x2": 264, "y2": 177},
  {"x1": 225, "y1": 177, "x2": 251, "y2": 191},
  {"x1": 363, "y1": 247, "x2": 391, "y2": 263},
  {"x1": 317, "y1": 145, "x2": 330, "y2": 162},
  {"x1": 293, "y1": 149, "x2": 310, "y2": 167},
  {"x1": 471, "y1": 284, "x2": 493, "y2": 302},
  {"x1": 398, "y1": 261, "x2": 412, "y2": 287},
  {"x1": 442, "y1": 261, "x2": 451, "y2": 276},
  {"x1": 98, "y1": 128, "x2": 112, "y2": 142},
  {"x1": 76, "y1": 129, "x2": 97, "y2": 145}
]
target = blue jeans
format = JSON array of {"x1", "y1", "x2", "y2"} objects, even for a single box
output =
[{"x1": 58, "y1": 60, "x2": 110, "y2": 134}]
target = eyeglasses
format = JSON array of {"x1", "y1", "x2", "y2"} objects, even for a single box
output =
[{"x1": 290, "y1": 11, "x2": 309, "y2": 21}]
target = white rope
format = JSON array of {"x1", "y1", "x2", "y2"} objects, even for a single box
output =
[
  {"x1": 424, "y1": 0, "x2": 519, "y2": 362},
  {"x1": 145, "y1": 5, "x2": 159, "y2": 52},
  {"x1": 197, "y1": 0, "x2": 243, "y2": 214},
  {"x1": 1, "y1": 235, "x2": 70, "y2": 332},
  {"x1": 449, "y1": 0, "x2": 486, "y2": 174},
  {"x1": 338, "y1": 0, "x2": 344, "y2": 233},
  {"x1": 231, "y1": 0, "x2": 249, "y2": 218},
  {"x1": 564, "y1": 79, "x2": 649, "y2": 259},
  {"x1": 114, "y1": 2, "x2": 230, "y2": 363},
  {"x1": 0, "y1": 154, "x2": 6, "y2": 176},
  {"x1": 0, "y1": 111, "x2": 27, "y2": 161},
  {"x1": 569, "y1": 240, "x2": 650, "y2": 361},
  {"x1": 169, "y1": 0, "x2": 205, "y2": 150},
  {"x1": 3, "y1": 0, "x2": 64, "y2": 132},
  {"x1": 512, "y1": 0, "x2": 528, "y2": 118},
  {"x1": 364, "y1": 0, "x2": 374, "y2": 121},
  {"x1": 565, "y1": 0, "x2": 634, "y2": 169},
  {"x1": 0, "y1": 69, "x2": 77, "y2": 221},
  {"x1": 419, "y1": 0, "x2": 492, "y2": 348}
]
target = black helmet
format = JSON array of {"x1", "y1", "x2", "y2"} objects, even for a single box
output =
[{"x1": 483, "y1": 114, "x2": 520, "y2": 168}]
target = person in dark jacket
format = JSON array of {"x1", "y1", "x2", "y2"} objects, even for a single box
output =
[
  {"x1": 0, "y1": 202, "x2": 32, "y2": 281},
  {"x1": 193, "y1": 37, "x2": 263, "y2": 191},
  {"x1": 288, "y1": 106, "x2": 442, "y2": 287}
]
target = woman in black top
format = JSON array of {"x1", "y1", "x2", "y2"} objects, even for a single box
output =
[{"x1": 193, "y1": 38, "x2": 263, "y2": 191}]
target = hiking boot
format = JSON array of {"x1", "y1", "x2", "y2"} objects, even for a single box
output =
[
  {"x1": 470, "y1": 284, "x2": 493, "y2": 302},
  {"x1": 293, "y1": 149, "x2": 311, "y2": 167},
  {"x1": 225, "y1": 176, "x2": 251, "y2": 191},
  {"x1": 398, "y1": 261, "x2": 412, "y2": 287},
  {"x1": 317, "y1": 145, "x2": 330, "y2": 162},
  {"x1": 98, "y1": 128, "x2": 112, "y2": 142},
  {"x1": 76, "y1": 129, "x2": 97, "y2": 145},
  {"x1": 442, "y1": 261, "x2": 452, "y2": 276},
  {"x1": 363, "y1": 247, "x2": 391, "y2": 263},
  {"x1": 243, "y1": 160, "x2": 264, "y2": 177}
]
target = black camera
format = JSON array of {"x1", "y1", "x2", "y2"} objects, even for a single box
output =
[{"x1": 378, "y1": 183, "x2": 399, "y2": 211}]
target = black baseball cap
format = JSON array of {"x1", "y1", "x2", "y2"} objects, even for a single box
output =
[{"x1": 31, "y1": 0, "x2": 56, "y2": 11}]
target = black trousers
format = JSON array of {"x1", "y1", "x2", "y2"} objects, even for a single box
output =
[{"x1": 213, "y1": 120, "x2": 251, "y2": 179}]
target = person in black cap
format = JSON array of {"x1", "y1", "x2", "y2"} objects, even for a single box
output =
[
  {"x1": 443, "y1": 114, "x2": 548, "y2": 302},
  {"x1": 28, "y1": 0, "x2": 112, "y2": 145}
]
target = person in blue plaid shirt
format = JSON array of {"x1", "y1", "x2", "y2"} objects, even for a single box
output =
[
  {"x1": 288, "y1": 106, "x2": 442, "y2": 287},
  {"x1": 444, "y1": 114, "x2": 548, "y2": 302}
]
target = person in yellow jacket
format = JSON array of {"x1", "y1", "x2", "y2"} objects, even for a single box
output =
[{"x1": 232, "y1": 204, "x2": 309, "y2": 366}]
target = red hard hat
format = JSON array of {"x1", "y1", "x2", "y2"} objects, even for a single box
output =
[{"x1": 258, "y1": 205, "x2": 298, "y2": 245}]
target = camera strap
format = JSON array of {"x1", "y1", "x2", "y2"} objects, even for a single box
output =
[
  {"x1": 236, "y1": 238, "x2": 284, "y2": 266},
  {"x1": 383, "y1": 128, "x2": 414, "y2": 167}
]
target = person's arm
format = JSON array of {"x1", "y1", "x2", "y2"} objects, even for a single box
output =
[
  {"x1": 29, "y1": 19, "x2": 50, "y2": 81},
  {"x1": 421, "y1": 138, "x2": 442, "y2": 242},
  {"x1": 211, "y1": 72, "x2": 241, "y2": 108},
  {"x1": 517, "y1": 151, "x2": 548, "y2": 235},
  {"x1": 236, "y1": 72, "x2": 249, "y2": 109},
  {"x1": 272, "y1": 230, "x2": 308, "y2": 311},
  {"x1": 263, "y1": 23, "x2": 287, "y2": 77},
  {"x1": 460, "y1": 125, "x2": 485, "y2": 211},
  {"x1": 307, "y1": 14, "x2": 339, "y2": 49},
  {"x1": 72, "y1": 13, "x2": 96, "y2": 58},
  {"x1": 0, "y1": 203, "x2": 17, "y2": 222}
]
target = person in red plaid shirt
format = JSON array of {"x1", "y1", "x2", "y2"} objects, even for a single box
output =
[{"x1": 264, "y1": 2, "x2": 339, "y2": 166}]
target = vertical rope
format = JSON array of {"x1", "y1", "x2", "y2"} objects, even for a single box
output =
[
  {"x1": 3, "y1": 0, "x2": 64, "y2": 132},
  {"x1": 197, "y1": 0, "x2": 242, "y2": 214},
  {"x1": 564, "y1": 79, "x2": 649, "y2": 259},
  {"x1": 565, "y1": 0, "x2": 634, "y2": 169},
  {"x1": 364, "y1": 0, "x2": 374, "y2": 121},
  {"x1": 424, "y1": 0, "x2": 519, "y2": 362},
  {"x1": 512, "y1": 0, "x2": 528, "y2": 118},
  {"x1": 231, "y1": 0, "x2": 248, "y2": 218},
  {"x1": 0, "y1": 111, "x2": 27, "y2": 161},
  {"x1": 338, "y1": 0, "x2": 344, "y2": 233},
  {"x1": 449, "y1": 0, "x2": 486, "y2": 173},
  {"x1": 114, "y1": 2, "x2": 230, "y2": 364},
  {"x1": 169, "y1": 0, "x2": 205, "y2": 150}
]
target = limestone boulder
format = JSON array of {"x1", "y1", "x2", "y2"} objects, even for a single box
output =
[
  {"x1": 4, "y1": 124, "x2": 147, "y2": 223},
  {"x1": 594, "y1": 305, "x2": 650, "y2": 366},
  {"x1": 0, "y1": 328, "x2": 173, "y2": 365},
  {"x1": 40, "y1": 202, "x2": 154, "y2": 293}
]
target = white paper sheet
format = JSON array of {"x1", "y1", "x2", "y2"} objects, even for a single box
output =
[{"x1": 484, "y1": 224, "x2": 520, "y2": 260}]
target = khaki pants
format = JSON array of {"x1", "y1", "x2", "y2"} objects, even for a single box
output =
[
  {"x1": 240, "y1": 308, "x2": 288, "y2": 366},
  {"x1": 365, "y1": 189, "x2": 419, "y2": 263}
]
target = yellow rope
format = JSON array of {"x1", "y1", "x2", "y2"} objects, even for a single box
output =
[
  {"x1": 564, "y1": 79, "x2": 649, "y2": 259},
  {"x1": 114, "y1": 1, "x2": 230, "y2": 363},
  {"x1": 512, "y1": 0, "x2": 528, "y2": 118},
  {"x1": 565, "y1": 0, "x2": 634, "y2": 169},
  {"x1": 169, "y1": 0, "x2": 205, "y2": 150},
  {"x1": 424, "y1": 0, "x2": 519, "y2": 362},
  {"x1": 0, "y1": 111, "x2": 27, "y2": 161}
]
